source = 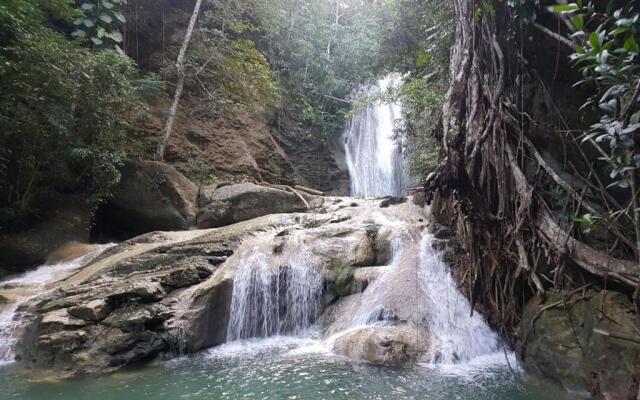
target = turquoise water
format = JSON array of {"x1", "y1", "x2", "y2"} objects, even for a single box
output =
[{"x1": 0, "y1": 337, "x2": 572, "y2": 400}]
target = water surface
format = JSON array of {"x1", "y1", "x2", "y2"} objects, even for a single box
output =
[{"x1": 0, "y1": 336, "x2": 572, "y2": 400}]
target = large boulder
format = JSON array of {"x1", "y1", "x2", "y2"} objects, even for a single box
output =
[
  {"x1": 0, "y1": 195, "x2": 90, "y2": 275},
  {"x1": 518, "y1": 290, "x2": 640, "y2": 400},
  {"x1": 94, "y1": 161, "x2": 198, "y2": 238},
  {"x1": 332, "y1": 325, "x2": 429, "y2": 366},
  {"x1": 196, "y1": 183, "x2": 319, "y2": 228}
]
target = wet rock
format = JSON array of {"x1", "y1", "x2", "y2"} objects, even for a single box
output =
[
  {"x1": 332, "y1": 325, "x2": 429, "y2": 366},
  {"x1": 379, "y1": 196, "x2": 406, "y2": 208},
  {"x1": 323, "y1": 259, "x2": 356, "y2": 297},
  {"x1": 518, "y1": 290, "x2": 640, "y2": 399},
  {"x1": 430, "y1": 238, "x2": 447, "y2": 251},
  {"x1": 433, "y1": 226, "x2": 452, "y2": 239},
  {"x1": 197, "y1": 183, "x2": 317, "y2": 228},
  {"x1": 353, "y1": 267, "x2": 390, "y2": 290},
  {"x1": 175, "y1": 273, "x2": 234, "y2": 352}
]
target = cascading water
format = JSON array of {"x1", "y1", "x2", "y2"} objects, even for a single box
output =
[
  {"x1": 0, "y1": 244, "x2": 113, "y2": 365},
  {"x1": 418, "y1": 234, "x2": 501, "y2": 363},
  {"x1": 226, "y1": 238, "x2": 323, "y2": 341},
  {"x1": 344, "y1": 74, "x2": 410, "y2": 197}
]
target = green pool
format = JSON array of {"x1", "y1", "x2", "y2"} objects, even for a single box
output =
[{"x1": 0, "y1": 337, "x2": 573, "y2": 400}]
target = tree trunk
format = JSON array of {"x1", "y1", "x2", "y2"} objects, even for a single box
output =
[{"x1": 155, "y1": 0, "x2": 203, "y2": 161}]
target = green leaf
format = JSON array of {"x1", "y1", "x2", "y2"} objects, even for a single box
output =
[
  {"x1": 550, "y1": 3, "x2": 579, "y2": 14},
  {"x1": 624, "y1": 36, "x2": 639, "y2": 54},
  {"x1": 83, "y1": 18, "x2": 95, "y2": 28},
  {"x1": 588, "y1": 32, "x2": 600, "y2": 49},
  {"x1": 90, "y1": 37, "x2": 103, "y2": 45},
  {"x1": 71, "y1": 30, "x2": 87, "y2": 38},
  {"x1": 572, "y1": 15, "x2": 584, "y2": 29},
  {"x1": 80, "y1": 3, "x2": 95, "y2": 11}
]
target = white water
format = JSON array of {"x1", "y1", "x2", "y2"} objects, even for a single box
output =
[
  {"x1": 226, "y1": 238, "x2": 323, "y2": 341},
  {"x1": 344, "y1": 74, "x2": 410, "y2": 197},
  {"x1": 0, "y1": 244, "x2": 113, "y2": 365},
  {"x1": 418, "y1": 234, "x2": 501, "y2": 364}
]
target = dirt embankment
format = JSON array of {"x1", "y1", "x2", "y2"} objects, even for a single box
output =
[{"x1": 133, "y1": 99, "x2": 348, "y2": 193}]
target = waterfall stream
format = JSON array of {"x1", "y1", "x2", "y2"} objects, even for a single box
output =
[
  {"x1": 226, "y1": 240, "x2": 323, "y2": 341},
  {"x1": 343, "y1": 74, "x2": 410, "y2": 197}
]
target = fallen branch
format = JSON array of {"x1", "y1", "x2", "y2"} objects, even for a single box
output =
[
  {"x1": 294, "y1": 185, "x2": 324, "y2": 196},
  {"x1": 593, "y1": 328, "x2": 640, "y2": 344},
  {"x1": 285, "y1": 185, "x2": 310, "y2": 209}
]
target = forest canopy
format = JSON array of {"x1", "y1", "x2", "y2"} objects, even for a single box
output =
[{"x1": 0, "y1": 0, "x2": 453, "y2": 233}]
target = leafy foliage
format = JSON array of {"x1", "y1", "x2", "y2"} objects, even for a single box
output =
[
  {"x1": 378, "y1": 0, "x2": 454, "y2": 179},
  {"x1": 71, "y1": 0, "x2": 127, "y2": 46},
  {"x1": 0, "y1": 0, "x2": 140, "y2": 231},
  {"x1": 546, "y1": 2, "x2": 640, "y2": 228}
]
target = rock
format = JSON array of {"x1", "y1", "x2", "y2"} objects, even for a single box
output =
[
  {"x1": 174, "y1": 271, "x2": 234, "y2": 352},
  {"x1": 353, "y1": 267, "x2": 390, "y2": 290},
  {"x1": 108, "y1": 282, "x2": 167, "y2": 303},
  {"x1": 332, "y1": 325, "x2": 429, "y2": 366},
  {"x1": 379, "y1": 196, "x2": 406, "y2": 208},
  {"x1": 323, "y1": 259, "x2": 356, "y2": 297},
  {"x1": 40, "y1": 309, "x2": 89, "y2": 332},
  {"x1": 102, "y1": 306, "x2": 164, "y2": 331},
  {"x1": 160, "y1": 265, "x2": 210, "y2": 288},
  {"x1": 518, "y1": 290, "x2": 640, "y2": 399},
  {"x1": 68, "y1": 299, "x2": 111, "y2": 322},
  {"x1": 309, "y1": 226, "x2": 376, "y2": 267},
  {"x1": 196, "y1": 183, "x2": 317, "y2": 228},
  {"x1": 431, "y1": 238, "x2": 447, "y2": 251},
  {"x1": 94, "y1": 160, "x2": 198, "y2": 237},
  {"x1": 0, "y1": 194, "x2": 90, "y2": 272},
  {"x1": 433, "y1": 226, "x2": 452, "y2": 239}
]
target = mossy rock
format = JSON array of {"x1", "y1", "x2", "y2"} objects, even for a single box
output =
[
  {"x1": 324, "y1": 258, "x2": 356, "y2": 297},
  {"x1": 518, "y1": 290, "x2": 640, "y2": 398}
]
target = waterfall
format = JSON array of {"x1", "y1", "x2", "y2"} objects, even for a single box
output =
[
  {"x1": 344, "y1": 74, "x2": 409, "y2": 197},
  {"x1": 0, "y1": 244, "x2": 113, "y2": 365},
  {"x1": 418, "y1": 234, "x2": 500, "y2": 363},
  {"x1": 226, "y1": 240, "x2": 323, "y2": 341}
]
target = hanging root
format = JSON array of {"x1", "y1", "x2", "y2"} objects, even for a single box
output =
[{"x1": 425, "y1": 0, "x2": 640, "y2": 333}]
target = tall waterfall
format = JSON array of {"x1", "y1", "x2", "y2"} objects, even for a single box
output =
[{"x1": 344, "y1": 74, "x2": 409, "y2": 197}]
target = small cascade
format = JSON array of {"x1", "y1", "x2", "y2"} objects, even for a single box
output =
[
  {"x1": 418, "y1": 234, "x2": 500, "y2": 363},
  {"x1": 0, "y1": 244, "x2": 113, "y2": 365},
  {"x1": 343, "y1": 74, "x2": 409, "y2": 197},
  {"x1": 226, "y1": 237, "x2": 323, "y2": 341},
  {"x1": 0, "y1": 303, "x2": 22, "y2": 365},
  {"x1": 326, "y1": 229, "x2": 503, "y2": 366}
]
